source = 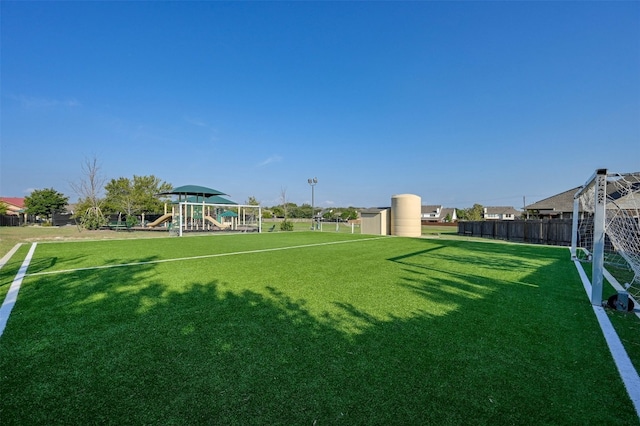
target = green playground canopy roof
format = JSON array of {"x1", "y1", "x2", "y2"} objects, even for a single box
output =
[
  {"x1": 175, "y1": 195, "x2": 238, "y2": 205},
  {"x1": 157, "y1": 185, "x2": 227, "y2": 197},
  {"x1": 205, "y1": 195, "x2": 237, "y2": 205}
]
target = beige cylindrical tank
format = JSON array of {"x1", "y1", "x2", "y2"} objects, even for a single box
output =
[{"x1": 391, "y1": 194, "x2": 421, "y2": 237}]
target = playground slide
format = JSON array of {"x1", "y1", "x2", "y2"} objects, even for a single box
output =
[
  {"x1": 204, "y1": 215, "x2": 229, "y2": 229},
  {"x1": 147, "y1": 213, "x2": 172, "y2": 227}
]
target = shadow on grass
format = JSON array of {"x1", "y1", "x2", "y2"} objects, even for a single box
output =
[
  {"x1": 0, "y1": 239, "x2": 637, "y2": 425},
  {"x1": 23, "y1": 253, "x2": 89, "y2": 275},
  {"x1": 0, "y1": 247, "x2": 30, "y2": 292}
]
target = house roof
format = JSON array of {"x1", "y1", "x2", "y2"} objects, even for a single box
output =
[
  {"x1": 525, "y1": 187, "x2": 579, "y2": 213},
  {"x1": 484, "y1": 206, "x2": 521, "y2": 215},
  {"x1": 608, "y1": 173, "x2": 640, "y2": 209},
  {"x1": 440, "y1": 207, "x2": 457, "y2": 218},
  {"x1": 0, "y1": 197, "x2": 25, "y2": 212},
  {"x1": 360, "y1": 207, "x2": 390, "y2": 214},
  {"x1": 421, "y1": 205, "x2": 441, "y2": 214},
  {"x1": 420, "y1": 205, "x2": 457, "y2": 220},
  {"x1": 525, "y1": 172, "x2": 639, "y2": 214}
]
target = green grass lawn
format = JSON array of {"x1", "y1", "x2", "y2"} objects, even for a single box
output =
[
  {"x1": 0, "y1": 225, "x2": 169, "y2": 260},
  {"x1": 1, "y1": 232, "x2": 638, "y2": 424}
]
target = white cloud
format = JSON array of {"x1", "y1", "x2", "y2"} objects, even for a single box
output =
[{"x1": 258, "y1": 155, "x2": 283, "y2": 167}]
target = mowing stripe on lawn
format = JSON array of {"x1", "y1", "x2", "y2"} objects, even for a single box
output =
[
  {"x1": 574, "y1": 259, "x2": 640, "y2": 419},
  {"x1": 27, "y1": 236, "x2": 388, "y2": 277},
  {"x1": 0, "y1": 243, "x2": 37, "y2": 339},
  {"x1": 0, "y1": 243, "x2": 22, "y2": 271}
]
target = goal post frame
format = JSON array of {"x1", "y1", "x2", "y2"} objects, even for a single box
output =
[{"x1": 571, "y1": 168, "x2": 607, "y2": 305}]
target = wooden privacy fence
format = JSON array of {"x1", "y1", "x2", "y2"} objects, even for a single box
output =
[
  {"x1": 0, "y1": 215, "x2": 21, "y2": 226},
  {"x1": 457, "y1": 220, "x2": 574, "y2": 246},
  {"x1": 1, "y1": 213, "x2": 77, "y2": 227}
]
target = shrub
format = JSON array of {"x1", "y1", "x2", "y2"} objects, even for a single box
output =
[
  {"x1": 125, "y1": 215, "x2": 138, "y2": 228},
  {"x1": 80, "y1": 208, "x2": 107, "y2": 230},
  {"x1": 280, "y1": 220, "x2": 294, "y2": 231}
]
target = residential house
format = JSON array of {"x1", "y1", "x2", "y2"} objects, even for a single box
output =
[
  {"x1": 421, "y1": 205, "x2": 457, "y2": 223},
  {"x1": 0, "y1": 197, "x2": 27, "y2": 225},
  {"x1": 482, "y1": 206, "x2": 520, "y2": 220},
  {"x1": 524, "y1": 188, "x2": 578, "y2": 220},
  {"x1": 525, "y1": 172, "x2": 639, "y2": 220},
  {"x1": 0, "y1": 197, "x2": 25, "y2": 215},
  {"x1": 609, "y1": 173, "x2": 640, "y2": 212}
]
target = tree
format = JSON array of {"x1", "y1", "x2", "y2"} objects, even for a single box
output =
[
  {"x1": 70, "y1": 156, "x2": 107, "y2": 229},
  {"x1": 287, "y1": 203, "x2": 307, "y2": 218},
  {"x1": 245, "y1": 196, "x2": 260, "y2": 206},
  {"x1": 104, "y1": 177, "x2": 135, "y2": 215},
  {"x1": 460, "y1": 204, "x2": 484, "y2": 221},
  {"x1": 322, "y1": 209, "x2": 337, "y2": 220},
  {"x1": 296, "y1": 203, "x2": 313, "y2": 219},
  {"x1": 24, "y1": 188, "x2": 69, "y2": 221},
  {"x1": 340, "y1": 207, "x2": 358, "y2": 221},
  {"x1": 271, "y1": 206, "x2": 284, "y2": 218},
  {"x1": 132, "y1": 175, "x2": 172, "y2": 214},
  {"x1": 104, "y1": 175, "x2": 172, "y2": 216},
  {"x1": 279, "y1": 187, "x2": 288, "y2": 219},
  {"x1": 0, "y1": 201, "x2": 7, "y2": 215},
  {"x1": 279, "y1": 187, "x2": 293, "y2": 231}
]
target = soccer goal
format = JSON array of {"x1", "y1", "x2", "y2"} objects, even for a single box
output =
[{"x1": 570, "y1": 169, "x2": 640, "y2": 306}]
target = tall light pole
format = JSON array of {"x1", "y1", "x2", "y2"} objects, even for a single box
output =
[{"x1": 308, "y1": 177, "x2": 317, "y2": 230}]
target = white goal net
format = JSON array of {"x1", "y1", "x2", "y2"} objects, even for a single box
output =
[{"x1": 571, "y1": 169, "x2": 640, "y2": 304}]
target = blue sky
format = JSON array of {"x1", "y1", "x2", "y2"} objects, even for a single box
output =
[{"x1": 1, "y1": 1, "x2": 638, "y2": 209}]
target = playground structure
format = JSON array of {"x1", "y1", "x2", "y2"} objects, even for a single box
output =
[
  {"x1": 147, "y1": 185, "x2": 262, "y2": 236},
  {"x1": 146, "y1": 201, "x2": 261, "y2": 235},
  {"x1": 147, "y1": 213, "x2": 173, "y2": 227}
]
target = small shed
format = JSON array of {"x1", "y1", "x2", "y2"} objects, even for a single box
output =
[{"x1": 360, "y1": 208, "x2": 391, "y2": 235}]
